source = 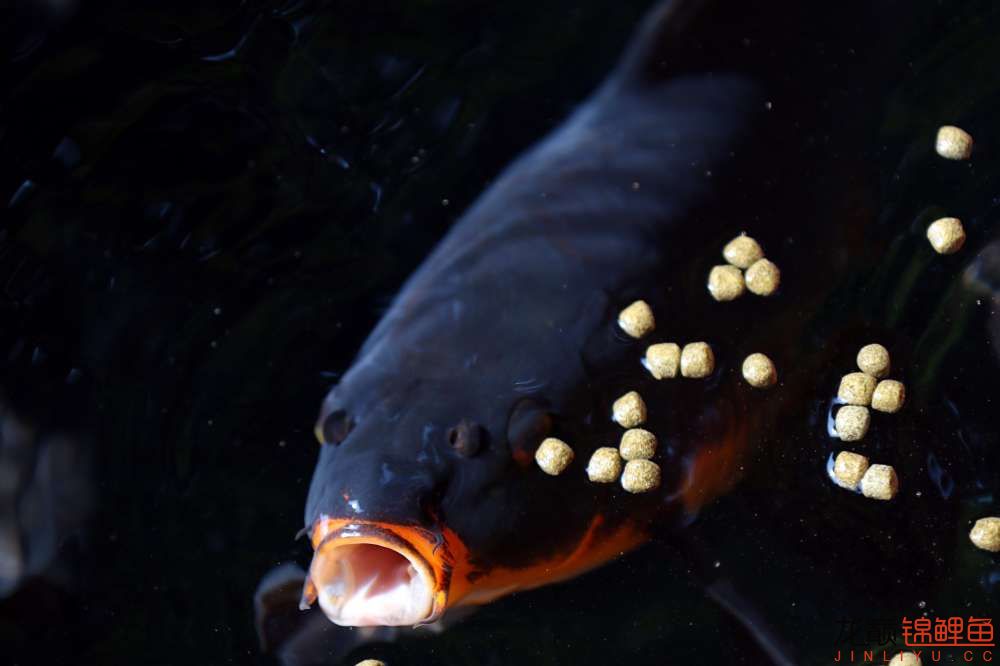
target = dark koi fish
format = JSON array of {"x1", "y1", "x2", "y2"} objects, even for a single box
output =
[{"x1": 256, "y1": 0, "x2": 981, "y2": 661}]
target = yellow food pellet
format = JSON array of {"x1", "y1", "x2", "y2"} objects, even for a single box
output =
[
  {"x1": 741, "y1": 353, "x2": 777, "y2": 388},
  {"x1": 838, "y1": 372, "x2": 877, "y2": 406},
  {"x1": 645, "y1": 342, "x2": 681, "y2": 379},
  {"x1": 833, "y1": 451, "x2": 870, "y2": 490},
  {"x1": 860, "y1": 464, "x2": 899, "y2": 500},
  {"x1": 744, "y1": 258, "x2": 780, "y2": 296},
  {"x1": 619, "y1": 428, "x2": 658, "y2": 460},
  {"x1": 935, "y1": 125, "x2": 973, "y2": 160},
  {"x1": 856, "y1": 343, "x2": 891, "y2": 378},
  {"x1": 355, "y1": 661, "x2": 386, "y2": 666},
  {"x1": 926, "y1": 217, "x2": 966, "y2": 255},
  {"x1": 534, "y1": 437, "x2": 574, "y2": 475},
  {"x1": 872, "y1": 379, "x2": 906, "y2": 414},
  {"x1": 835, "y1": 405, "x2": 870, "y2": 442},
  {"x1": 889, "y1": 652, "x2": 922, "y2": 666},
  {"x1": 722, "y1": 234, "x2": 764, "y2": 269},
  {"x1": 707, "y1": 265, "x2": 745, "y2": 301},
  {"x1": 680, "y1": 342, "x2": 715, "y2": 378},
  {"x1": 621, "y1": 459, "x2": 661, "y2": 493},
  {"x1": 618, "y1": 300, "x2": 655, "y2": 338},
  {"x1": 612, "y1": 391, "x2": 647, "y2": 428},
  {"x1": 586, "y1": 447, "x2": 623, "y2": 483},
  {"x1": 969, "y1": 517, "x2": 1000, "y2": 552}
]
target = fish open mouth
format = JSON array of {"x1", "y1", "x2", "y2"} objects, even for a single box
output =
[{"x1": 301, "y1": 520, "x2": 447, "y2": 627}]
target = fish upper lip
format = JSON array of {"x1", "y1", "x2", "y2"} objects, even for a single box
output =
[{"x1": 302, "y1": 519, "x2": 446, "y2": 627}]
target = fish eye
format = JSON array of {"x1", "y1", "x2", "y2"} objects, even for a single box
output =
[
  {"x1": 506, "y1": 398, "x2": 553, "y2": 467},
  {"x1": 319, "y1": 409, "x2": 354, "y2": 446},
  {"x1": 446, "y1": 419, "x2": 485, "y2": 457}
]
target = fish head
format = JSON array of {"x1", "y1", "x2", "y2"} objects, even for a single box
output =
[{"x1": 300, "y1": 331, "x2": 657, "y2": 627}]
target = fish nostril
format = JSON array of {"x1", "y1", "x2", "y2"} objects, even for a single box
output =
[
  {"x1": 319, "y1": 409, "x2": 354, "y2": 446},
  {"x1": 446, "y1": 419, "x2": 484, "y2": 457}
]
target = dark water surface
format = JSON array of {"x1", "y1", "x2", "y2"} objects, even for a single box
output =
[{"x1": 2, "y1": 1, "x2": 999, "y2": 665}]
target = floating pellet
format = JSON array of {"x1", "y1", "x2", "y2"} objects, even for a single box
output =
[
  {"x1": 969, "y1": 517, "x2": 1000, "y2": 552},
  {"x1": 586, "y1": 447, "x2": 623, "y2": 483},
  {"x1": 744, "y1": 258, "x2": 780, "y2": 296},
  {"x1": 680, "y1": 342, "x2": 715, "y2": 378},
  {"x1": 645, "y1": 342, "x2": 681, "y2": 379},
  {"x1": 707, "y1": 265, "x2": 745, "y2": 302},
  {"x1": 612, "y1": 391, "x2": 647, "y2": 428},
  {"x1": 722, "y1": 234, "x2": 764, "y2": 269},
  {"x1": 618, "y1": 300, "x2": 655, "y2": 338},
  {"x1": 872, "y1": 379, "x2": 905, "y2": 414},
  {"x1": 619, "y1": 428, "x2": 657, "y2": 461},
  {"x1": 838, "y1": 372, "x2": 876, "y2": 406},
  {"x1": 356, "y1": 661, "x2": 386, "y2": 666},
  {"x1": 856, "y1": 343, "x2": 891, "y2": 378},
  {"x1": 860, "y1": 464, "x2": 899, "y2": 500},
  {"x1": 835, "y1": 405, "x2": 870, "y2": 442},
  {"x1": 741, "y1": 353, "x2": 777, "y2": 388},
  {"x1": 621, "y1": 459, "x2": 661, "y2": 493},
  {"x1": 535, "y1": 437, "x2": 574, "y2": 475},
  {"x1": 833, "y1": 451, "x2": 870, "y2": 490},
  {"x1": 889, "y1": 652, "x2": 922, "y2": 666},
  {"x1": 935, "y1": 125, "x2": 973, "y2": 160},
  {"x1": 926, "y1": 217, "x2": 966, "y2": 255}
]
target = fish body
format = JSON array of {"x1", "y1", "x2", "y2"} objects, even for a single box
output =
[{"x1": 285, "y1": 0, "x2": 957, "y2": 649}]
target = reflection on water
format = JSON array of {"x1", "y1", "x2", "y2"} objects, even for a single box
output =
[{"x1": 1, "y1": 1, "x2": 999, "y2": 665}]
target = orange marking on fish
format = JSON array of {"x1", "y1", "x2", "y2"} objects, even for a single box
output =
[{"x1": 678, "y1": 418, "x2": 749, "y2": 516}]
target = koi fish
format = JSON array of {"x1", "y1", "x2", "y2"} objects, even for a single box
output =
[{"x1": 256, "y1": 0, "x2": 972, "y2": 662}]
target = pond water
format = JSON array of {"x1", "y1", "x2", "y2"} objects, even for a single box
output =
[{"x1": 1, "y1": 1, "x2": 998, "y2": 665}]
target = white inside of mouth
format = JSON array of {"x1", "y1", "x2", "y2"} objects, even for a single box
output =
[{"x1": 311, "y1": 543, "x2": 435, "y2": 627}]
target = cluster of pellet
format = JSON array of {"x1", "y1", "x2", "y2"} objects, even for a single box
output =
[
  {"x1": 535, "y1": 390, "x2": 661, "y2": 494},
  {"x1": 706, "y1": 234, "x2": 780, "y2": 301},
  {"x1": 644, "y1": 341, "x2": 715, "y2": 380},
  {"x1": 831, "y1": 451, "x2": 899, "y2": 501},
  {"x1": 925, "y1": 126, "x2": 972, "y2": 255},
  {"x1": 831, "y1": 344, "x2": 905, "y2": 501},
  {"x1": 600, "y1": 392, "x2": 662, "y2": 493},
  {"x1": 834, "y1": 344, "x2": 905, "y2": 442}
]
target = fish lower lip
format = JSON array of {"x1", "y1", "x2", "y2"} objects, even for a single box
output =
[{"x1": 304, "y1": 523, "x2": 440, "y2": 627}]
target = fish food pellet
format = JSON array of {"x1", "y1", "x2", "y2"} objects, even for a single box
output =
[
  {"x1": 535, "y1": 437, "x2": 574, "y2": 475},
  {"x1": 645, "y1": 342, "x2": 681, "y2": 379},
  {"x1": 835, "y1": 405, "x2": 870, "y2": 442},
  {"x1": 744, "y1": 258, "x2": 780, "y2": 296},
  {"x1": 707, "y1": 265, "x2": 745, "y2": 301},
  {"x1": 356, "y1": 661, "x2": 386, "y2": 666},
  {"x1": 838, "y1": 372, "x2": 877, "y2": 406},
  {"x1": 926, "y1": 217, "x2": 966, "y2": 255},
  {"x1": 618, "y1": 300, "x2": 655, "y2": 338},
  {"x1": 935, "y1": 125, "x2": 973, "y2": 160},
  {"x1": 872, "y1": 379, "x2": 906, "y2": 414},
  {"x1": 619, "y1": 428, "x2": 658, "y2": 461},
  {"x1": 722, "y1": 234, "x2": 764, "y2": 269},
  {"x1": 856, "y1": 343, "x2": 891, "y2": 378},
  {"x1": 621, "y1": 459, "x2": 661, "y2": 493},
  {"x1": 889, "y1": 653, "x2": 921, "y2": 666},
  {"x1": 969, "y1": 517, "x2": 1000, "y2": 552},
  {"x1": 680, "y1": 342, "x2": 715, "y2": 378},
  {"x1": 586, "y1": 447, "x2": 623, "y2": 483},
  {"x1": 741, "y1": 353, "x2": 777, "y2": 388},
  {"x1": 833, "y1": 451, "x2": 870, "y2": 490},
  {"x1": 860, "y1": 464, "x2": 899, "y2": 500},
  {"x1": 612, "y1": 391, "x2": 647, "y2": 428}
]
